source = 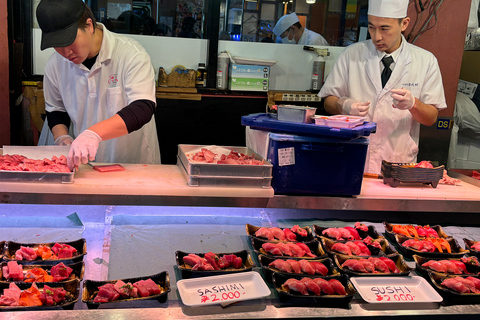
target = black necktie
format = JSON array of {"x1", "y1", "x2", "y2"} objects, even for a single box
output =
[{"x1": 381, "y1": 56, "x2": 394, "y2": 88}]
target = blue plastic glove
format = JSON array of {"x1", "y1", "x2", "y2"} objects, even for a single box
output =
[{"x1": 67, "y1": 130, "x2": 102, "y2": 169}]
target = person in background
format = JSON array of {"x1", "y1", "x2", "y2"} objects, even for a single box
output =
[
  {"x1": 272, "y1": 12, "x2": 328, "y2": 46},
  {"x1": 178, "y1": 17, "x2": 200, "y2": 38},
  {"x1": 318, "y1": 0, "x2": 446, "y2": 174},
  {"x1": 36, "y1": 0, "x2": 160, "y2": 169}
]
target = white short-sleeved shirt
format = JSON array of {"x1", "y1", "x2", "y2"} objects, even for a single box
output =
[{"x1": 43, "y1": 23, "x2": 160, "y2": 164}]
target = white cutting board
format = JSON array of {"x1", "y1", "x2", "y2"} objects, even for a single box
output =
[{"x1": 2, "y1": 145, "x2": 70, "y2": 160}]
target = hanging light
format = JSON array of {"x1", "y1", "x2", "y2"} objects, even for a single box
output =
[{"x1": 306, "y1": 0, "x2": 316, "y2": 4}]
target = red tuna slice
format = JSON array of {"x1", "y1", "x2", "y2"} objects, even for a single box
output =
[
  {"x1": 442, "y1": 278, "x2": 470, "y2": 293},
  {"x1": 342, "y1": 259, "x2": 368, "y2": 273},
  {"x1": 300, "y1": 277, "x2": 321, "y2": 295},
  {"x1": 113, "y1": 280, "x2": 130, "y2": 298},
  {"x1": 191, "y1": 259, "x2": 214, "y2": 271},
  {"x1": 310, "y1": 261, "x2": 328, "y2": 276},
  {"x1": 358, "y1": 258, "x2": 375, "y2": 273},
  {"x1": 52, "y1": 243, "x2": 77, "y2": 259},
  {"x1": 313, "y1": 278, "x2": 335, "y2": 295},
  {"x1": 217, "y1": 256, "x2": 230, "y2": 269},
  {"x1": 2, "y1": 265, "x2": 9, "y2": 280},
  {"x1": 7, "y1": 261, "x2": 24, "y2": 281},
  {"x1": 204, "y1": 252, "x2": 220, "y2": 270},
  {"x1": 456, "y1": 277, "x2": 480, "y2": 293},
  {"x1": 378, "y1": 257, "x2": 400, "y2": 273},
  {"x1": 424, "y1": 227, "x2": 439, "y2": 238},
  {"x1": 331, "y1": 243, "x2": 352, "y2": 256},
  {"x1": 291, "y1": 225, "x2": 308, "y2": 237},
  {"x1": 440, "y1": 260, "x2": 462, "y2": 274},
  {"x1": 345, "y1": 242, "x2": 363, "y2": 256},
  {"x1": 285, "y1": 242, "x2": 304, "y2": 257},
  {"x1": 231, "y1": 257, "x2": 243, "y2": 269},
  {"x1": 183, "y1": 254, "x2": 203, "y2": 267},
  {"x1": 133, "y1": 279, "x2": 160, "y2": 297},
  {"x1": 15, "y1": 246, "x2": 37, "y2": 261},
  {"x1": 276, "y1": 243, "x2": 294, "y2": 257},
  {"x1": 337, "y1": 228, "x2": 354, "y2": 240},
  {"x1": 298, "y1": 259, "x2": 315, "y2": 275},
  {"x1": 283, "y1": 278, "x2": 308, "y2": 295},
  {"x1": 40, "y1": 285, "x2": 66, "y2": 306},
  {"x1": 415, "y1": 226, "x2": 428, "y2": 237},
  {"x1": 94, "y1": 283, "x2": 120, "y2": 303},
  {"x1": 422, "y1": 260, "x2": 448, "y2": 273},
  {"x1": 322, "y1": 228, "x2": 341, "y2": 240},
  {"x1": 270, "y1": 227, "x2": 286, "y2": 241},
  {"x1": 223, "y1": 254, "x2": 237, "y2": 264},
  {"x1": 286, "y1": 259, "x2": 302, "y2": 274},
  {"x1": 353, "y1": 241, "x2": 371, "y2": 256},
  {"x1": 465, "y1": 277, "x2": 480, "y2": 291},
  {"x1": 269, "y1": 259, "x2": 293, "y2": 273},
  {"x1": 344, "y1": 227, "x2": 362, "y2": 240},
  {"x1": 368, "y1": 257, "x2": 390, "y2": 273},
  {"x1": 51, "y1": 262, "x2": 73, "y2": 281},
  {"x1": 283, "y1": 228, "x2": 297, "y2": 241},
  {"x1": 201, "y1": 148, "x2": 216, "y2": 163},
  {"x1": 255, "y1": 227, "x2": 274, "y2": 240},
  {"x1": 328, "y1": 279, "x2": 346, "y2": 295},
  {"x1": 451, "y1": 260, "x2": 469, "y2": 274},
  {"x1": 294, "y1": 242, "x2": 316, "y2": 257},
  {"x1": 262, "y1": 243, "x2": 283, "y2": 256}
]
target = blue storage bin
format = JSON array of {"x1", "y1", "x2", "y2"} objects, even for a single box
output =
[{"x1": 267, "y1": 133, "x2": 369, "y2": 196}]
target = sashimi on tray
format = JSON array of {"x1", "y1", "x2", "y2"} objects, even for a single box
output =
[
  {"x1": 2, "y1": 239, "x2": 86, "y2": 264},
  {"x1": 321, "y1": 237, "x2": 397, "y2": 258},
  {"x1": 384, "y1": 221, "x2": 450, "y2": 243},
  {"x1": 0, "y1": 279, "x2": 79, "y2": 310},
  {"x1": 464, "y1": 238, "x2": 480, "y2": 259},
  {"x1": 413, "y1": 255, "x2": 480, "y2": 278},
  {"x1": 258, "y1": 254, "x2": 339, "y2": 281},
  {"x1": 0, "y1": 261, "x2": 84, "y2": 283},
  {"x1": 395, "y1": 234, "x2": 468, "y2": 258},
  {"x1": 176, "y1": 250, "x2": 255, "y2": 277},
  {"x1": 428, "y1": 273, "x2": 480, "y2": 305},
  {"x1": 251, "y1": 237, "x2": 326, "y2": 259},
  {"x1": 333, "y1": 254, "x2": 413, "y2": 277},
  {"x1": 246, "y1": 223, "x2": 314, "y2": 242},
  {"x1": 314, "y1": 222, "x2": 382, "y2": 241},
  {"x1": 82, "y1": 271, "x2": 170, "y2": 309}
]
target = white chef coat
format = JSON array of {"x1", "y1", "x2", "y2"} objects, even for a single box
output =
[
  {"x1": 298, "y1": 28, "x2": 329, "y2": 46},
  {"x1": 319, "y1": 35, "x2": 447, "y2": 174},
  {"x1": 43, "y1": 23, "x2": 160, "y2": 164}
]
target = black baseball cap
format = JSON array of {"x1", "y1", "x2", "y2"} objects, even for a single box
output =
[{"x1": 36, "y1": 0, "x2": 86, "y2": 50}]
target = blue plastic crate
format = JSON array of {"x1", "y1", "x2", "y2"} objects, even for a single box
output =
[
  {"x1": 267, "y1": 133, "x2": 368, "y2": 196},
  {"x1": 241, "y1": 113, "x2": 376, "y2": 140}
]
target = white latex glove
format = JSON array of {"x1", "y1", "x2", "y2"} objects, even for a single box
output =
[
  {"x1": 390, "y1": 88, "x2": 415, "y2": 110},
  {"x1": 54, "y1": 135, "x2": 74, "y2": 146},
  {"x1": 67, "y1": 130, "x2": 102, "y2": 169},
  {"x1": 336, "y1": 97, "x2": 370, "y2": 116}
]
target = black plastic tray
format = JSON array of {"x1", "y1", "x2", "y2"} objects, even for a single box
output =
[
  {"x1": 383, "y1": 222, "x2": 451, "y2": 243},
  {"x1": 333, "y1": 254, "x2": 413, "y2": 277},
  {"x1": 82, "y1": 271, "x2": 170, "y2": 309},
  {"x1": 0, "y1": 261, "x2": 84, "y2": 284},
  {"x1": 381, "y1": 160, "x2": 444, "y2": 188},
  {"x1": 321, "y1": 237, "x2": 397, "y2": 258},
  {"x1": 395, "y1": 235, "x2": 468, "y2": 258},
  {"x1": 246, "y1": 223, "x2": 314, "y2": 242}
]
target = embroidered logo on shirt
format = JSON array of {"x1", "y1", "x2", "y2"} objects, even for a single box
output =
[
  {"x1": 108, "y1": 74, "x2": 118, "y2": 88},
  {"x1": 402, "y1": 82, "x2": 419, "y2": 87}
]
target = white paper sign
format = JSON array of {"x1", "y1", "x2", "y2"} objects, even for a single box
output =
[{"x1": 278, "y1": 147, "x2": 295, "y2": 166}]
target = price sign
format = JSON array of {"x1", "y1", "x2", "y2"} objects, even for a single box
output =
[
  {"x1": 350, "y1": 277, "x2": 443, "y2": 304},
  {"x1": 371, "y1": 285, "x2": 416, "y2": 302},
  {"x1": 196, "y1": 282, "x2": 247, "y2": 305}
]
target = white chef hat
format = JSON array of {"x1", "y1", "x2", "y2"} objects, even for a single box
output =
[
  {"x1": 273, "y1": 13, "x2": 299, "y2": 37},
  {"x1": 368, "y1": 0, "x2": 408, "y2": 18}
]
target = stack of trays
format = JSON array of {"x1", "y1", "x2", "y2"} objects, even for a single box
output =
[{"x1": 177, "y1": 144, "x2": 273, "y2": 188}]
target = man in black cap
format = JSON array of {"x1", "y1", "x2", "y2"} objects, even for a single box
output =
[{"x1": 37, "y1": 0, "x2": 160, "y2": 169}]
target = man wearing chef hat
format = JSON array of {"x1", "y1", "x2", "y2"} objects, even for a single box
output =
[
  {"x1": 319, "y1": 0, "x2": 447, "y2": 174},
  {"x1": 36, "y1": 0, "x2": 160, "y2": 169},
  {"x1": 273, "y1": 13, "x2": 329, "y2": 46}
]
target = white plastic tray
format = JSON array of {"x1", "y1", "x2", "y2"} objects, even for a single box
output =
[
  {"x1": 350, "y1": 276, "x2": 442, "y2": 304},
  {"x1": 177, "y1": 271, "x2": 271, "y2": 307},
  {"x1": 232, "y1": 56, "x2": 277, "y2": 66},
  {"x1": 313, "y1": 115, "x2": 365, "y2": 129}
]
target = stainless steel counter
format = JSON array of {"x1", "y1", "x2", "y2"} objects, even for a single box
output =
[{"x1": 1, "y1": 164, "x2": 480, "y2": 213}]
